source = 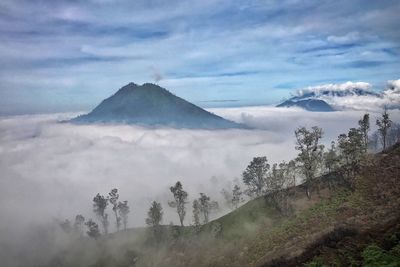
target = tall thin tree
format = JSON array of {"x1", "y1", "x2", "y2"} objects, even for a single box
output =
[
  {"x1": 192, "y1": 199, "x2": 201, "y2": 227},
  {"x1": 93, "y1": 193, "x2": 109, "y2": 234},
  {"x1": 337, "y1": 127, "x2": 366, "y2": 191},
  {"x1": 145, "y1": 201, "x2": 163, "y2": 241},
  {"x1": 294, "y1": 126, "x2": 324, "y2": 199},
  {"x1": 109, "y1": 188, "x2": 121, "y2": 231},
  {"x1": 231, "y1": 185, "x2": 244, "y2": 209},
  {"x1": 168, "y1": 181, "x2": 188, "y2": 226},
  {"x1": 117, "y1": 201, "x2": 130, "y2": 230},
  {"x1": 376, "y1": 108, "x2": 392, "y2": 150},
  {"x1": 358, "y1": 113, "x2": 370, "y2": 152},
  {"x1": 197, "y1": 193, "x2": 218, "y2": 224}
]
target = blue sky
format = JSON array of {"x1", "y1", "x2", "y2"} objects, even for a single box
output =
[{"x1": 0, "y1": 0, "x2": 399, "y2": 114}]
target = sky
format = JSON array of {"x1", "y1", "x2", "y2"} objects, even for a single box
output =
[{"x1": 1, "y1": 0, "x2": 400, "y2": 114}]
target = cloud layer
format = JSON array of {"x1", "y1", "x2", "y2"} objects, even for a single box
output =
[
  {"x1": 2, "y1": 107, "x2": 399, "y2": 233},
  {"x1": 296, "y1": 81, "x2": 372, "y2": 96},
  {"x1": 1, "y1": 106, "x2": 400, "y2": 266},
  {"x1": 292, "y1": 80, "x2": 400, "y2": 111}
]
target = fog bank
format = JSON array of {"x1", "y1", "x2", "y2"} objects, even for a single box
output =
[{"x1": 0, "y1": 107, "x2": 399, "y2": 241}]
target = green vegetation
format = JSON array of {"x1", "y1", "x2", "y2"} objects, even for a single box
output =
[
  {"x1": 362, "y1": 244, "x2": 400, "y2": 267},
  {"x1": 304, "y1": 228, "x2": 400, "y2": 267}
]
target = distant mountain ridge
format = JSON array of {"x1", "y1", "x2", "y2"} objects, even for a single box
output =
[
  {"x1": 276, "y1": 86, "x2": 381, "y2": 112},
  {"x1": 276, "y1": 99, "x2": 334, "y2": 112},
  {"x1": 71, "y1": 83, "x2": 244, "y2": 129}
]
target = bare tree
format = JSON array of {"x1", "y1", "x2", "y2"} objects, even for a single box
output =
[
  {"x1": 376, "y1": 108, "x2": 392, "y2": 150},
  {"x1": 93, "y1": 193, "x2": 109, "y2": 235},
  {"x1": 168, "y1": 181, "x2": 188, "y2": 226},
  {"x1": 294, "y1": 126, "x2": 324, "y2": 199},
  {"x1": 242, "y1": 156, "x2": 270, "y2": 198}
]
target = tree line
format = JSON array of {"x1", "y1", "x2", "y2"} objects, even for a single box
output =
[
  {"x1": 59, "y1": 182, "x2": 222, "y2": 240},
  {"x1": 240, "y1": 108, "x2": 396, "y2": 210}
]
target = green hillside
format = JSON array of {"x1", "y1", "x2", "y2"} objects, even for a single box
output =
[{"x1": 43, "y1": 142, "x2": 400, "y2": 267}]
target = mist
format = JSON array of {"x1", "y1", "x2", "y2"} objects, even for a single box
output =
[{"x1": 1, "y1": 106, "x2": 399, "y2": 266}]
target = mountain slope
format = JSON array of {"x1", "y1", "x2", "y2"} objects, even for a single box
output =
[
  {"x1": 42, "y1": 144, "x2": 400, "y2": 267},
  {"x1": 166, "y1": 144, "x2": 400, "y2": 267},
  {"x1": 71, "y1": 82, "x2": 243, "y2": 129},
  {"x1": 277, "y1": 99, "x2": 334, "y2": 112}
]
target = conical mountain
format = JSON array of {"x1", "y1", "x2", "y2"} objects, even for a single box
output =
[{"x1": 71, "y1": 83, "x2": 244, "y2": 129}]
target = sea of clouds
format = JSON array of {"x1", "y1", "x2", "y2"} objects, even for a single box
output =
[{"x1": 0, "y1": 106, "x2": 399, "y2": 246}]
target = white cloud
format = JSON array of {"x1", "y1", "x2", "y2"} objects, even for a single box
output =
[
  {"x1": 384, "y1": 79, "x2": 400, "y2": 102},
  {"x1": 292, "y1": 80, "x2": 400, "y2": 111},
  {"x1": 296, "y1": 81, "x2": 372, "y2": 97},
  {"x1": 327, "y1": 31, "x2": 361, "y2": 44},
  {"x1": 0, "y1": 112, "x2": 291, "y2": 232}
]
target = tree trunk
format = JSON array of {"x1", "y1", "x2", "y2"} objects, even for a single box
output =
[
  {"x1": 383, "y1": 135, "x2": 386, "y2": 150},
  {"x1": 306, "y1": 186, "x2": 311, "y2": 200},
  {"x1": 114, "y1": 210, "x2": 120, "y2": 231}
]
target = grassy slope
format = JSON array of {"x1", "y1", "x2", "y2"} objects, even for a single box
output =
[
  {"x1": 300, "y1": 143, "x2": 400, "y2": 267},
  {"x1": 155, "y1": 144, "x2": 400, "y2": 267},
  {"x1": 49, "y1": 144, "x2": 400, "y2": 267},
  {"x1": 253, "y1": 143, "x2": 400, "y2": 267}
]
